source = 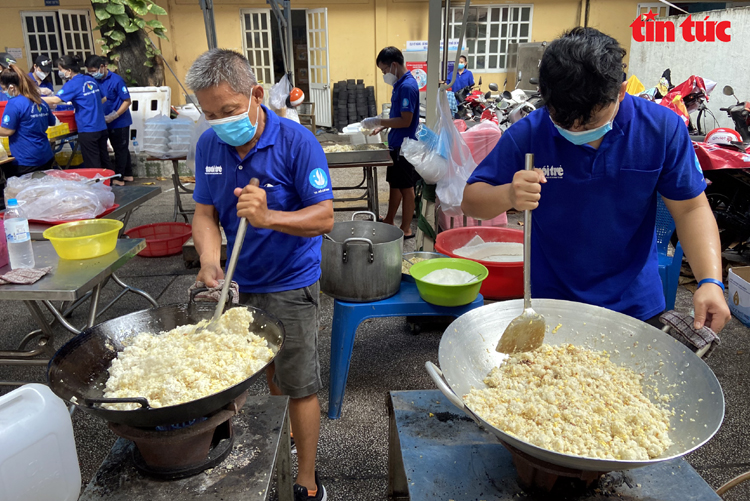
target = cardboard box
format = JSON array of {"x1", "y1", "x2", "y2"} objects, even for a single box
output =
[{"x1": 728, "y1": 267, "x2": 750, "y2": 326}]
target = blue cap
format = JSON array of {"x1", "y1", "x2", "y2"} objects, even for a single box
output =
[{"x1": 7, "y1": 199, "x2": 18, "y2": 206}]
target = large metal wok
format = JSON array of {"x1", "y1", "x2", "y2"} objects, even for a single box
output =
[
  {"x1": 427, "y1": 299, "x2": 724, "y2": 472},
  {"x1": 47, "y1": 300, "x2": 284, "y2": 428}
]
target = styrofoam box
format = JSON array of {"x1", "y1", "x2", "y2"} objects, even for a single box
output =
[
  {"x1": 728, "y1": 267, "x2": 750, "y2": 327},
  {"x1": 129, "y1": 86, "x2": 171, "y2": 154}
]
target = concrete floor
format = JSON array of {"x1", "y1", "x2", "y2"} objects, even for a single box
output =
[{"x1": 2, "y1": 170, "x2": 750, "y2": 501}]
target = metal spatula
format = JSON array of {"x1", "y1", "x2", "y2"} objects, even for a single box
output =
[
  {"x1": 199, "y1": 178, "x2": 259, "y2": 334},
  {"x1": 496, "y1": 154, "x2": 546, "y2": 354}
]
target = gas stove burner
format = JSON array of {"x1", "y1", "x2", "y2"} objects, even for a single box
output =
[
  {"x1": 503, "y1": 442, "x2": 608, "y2": 493},
  {"x1": 108, "y1": 392, "x2": 248, "y2": 480}
]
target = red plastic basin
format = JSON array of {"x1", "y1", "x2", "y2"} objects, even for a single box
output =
[
  {"x1": 125, "y1": 222, "x2": 192, "y2": 257},
  {"x1": 53, "y1": 110, "x2": 77, "y2": 132},
  {"x1": 66, "y1": 168, "x2": 116, "y2": 186},
  {"x1": 435, "y1": 227, "x2": 524, "y2": 300}
]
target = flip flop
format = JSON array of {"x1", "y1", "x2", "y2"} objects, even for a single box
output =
[
  {"x1": 404, "y1": 233, "x2": 416, "y2": 240},
  {"x1": 377, "y1": 216, "x2": 386, "y2": 223}
]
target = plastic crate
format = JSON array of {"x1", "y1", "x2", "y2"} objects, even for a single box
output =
[
  {"x1": 0, "y1": 137, "x2": 8, "y2": 154},
  {"x1": 46, "y1": 123, "x2": 70, "y2": 139},
  {"x1": 124, "y1": 222, "x2": 192, "y2": 257}
]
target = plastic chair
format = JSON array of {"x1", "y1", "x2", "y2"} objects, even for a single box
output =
[
  {"x1": 656, "y1": 197, "x2": 683, "y2": 311},
  {"x1": 328, "y1": 281, "x2": 484, "y2": 419}
]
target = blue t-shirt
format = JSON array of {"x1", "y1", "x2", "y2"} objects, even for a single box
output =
[
  {"x1": 447, "y1": 69, "x2": 475, "y2": 92},
  {"x1": 97, "y1": 71, "x2": 132, "y2": 130},
  {"x1": 55, "y1": 74, "x2": 107, "y2": 133},
  {"x1": 28, "y1": 72, "x2": 54, "y2": 93},
  {"x1": 0, "y1": 92, "x2": 8, "y2": 102},
  {"x1": 193, "y1": 106, "x2": 333, "y2": 293},
  {"x1": 1, "y1": 96, "x2": 55, "y2": 167},
  {"x1": 388, "y1": 72, "x2": 420, "y2": 151},
  {"x1": 468, "y1": 94, "x2": 706, "y2": 320}
]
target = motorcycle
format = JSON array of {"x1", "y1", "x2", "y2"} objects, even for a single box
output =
[
  {"x1": 693, "y1": 85, "x2": 750, "y2": 251},
  {"x1": 496, "y1": 77, "x2": 544, "y2": 131}
]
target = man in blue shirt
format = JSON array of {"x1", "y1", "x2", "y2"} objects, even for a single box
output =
[
  {"x1": 463, "y1": 28, "x2": 730, "y2": 333},
  {"x1": 362, "y1": 47, "x2": 421, "y2": 238},
  {"x1": 186, "y1": 49, "x2": 333, "y2": 501},
  {"x1": 446, "y1": 55, "x2": 475, "y2": 93}
]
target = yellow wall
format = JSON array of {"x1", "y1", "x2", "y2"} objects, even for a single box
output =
[{"x1": 0, "y1": 0, "x2": 729, "y2": 111}]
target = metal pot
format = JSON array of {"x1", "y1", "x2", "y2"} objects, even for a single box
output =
[
  {"x1": 321, "y1": 211, "x2": 403, "y2": 302},
  {"x1": 426, "y1": 299, "x2": 724, "y2": 472}
]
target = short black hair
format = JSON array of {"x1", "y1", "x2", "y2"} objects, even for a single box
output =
[
  {"x1": 376, "y1": 47, "x2": 404, "y2": 67},
  {"x1": 459, "y1": 55, "x2": 468, "y2": 62},
  {"x1": 85, "y1": 55, "x2": 107, "y2": 69},
  {"x1": 57, "y1": 54, "x2": 85, "y2": 74},
  {"x1": 539, "y1": 27, "x2": 626, "y2": 129}
]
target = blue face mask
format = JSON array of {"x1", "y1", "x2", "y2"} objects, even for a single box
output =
[
  {"x1": 91, "y1": 71, "x2": 104, "y2": 80},
  {"x1": 552, "y1": 103, "x2": 618, "y2": 146},
  {"x1": 458, "y1": 63, "x2": 466, "y2": 70},
  {"x1": 207, "y1": 100, "x2": 259, "y2": 147}
]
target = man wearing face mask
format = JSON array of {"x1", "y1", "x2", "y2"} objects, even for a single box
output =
[
  {"x1": 362, "y1": 46, "x2": 420, "y2": 238},
  {"x1": 29, "y1": 55, "x2": 55, "y2": 96},
  {"x1": 186, "y1": 49, "x2": 333, "y2": 501},
  {"x1": 462, "y1": 28, "x2": 731, "y2": 334}
]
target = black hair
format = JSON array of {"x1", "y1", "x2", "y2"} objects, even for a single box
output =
[
  {"x1": 459, "y1": 55, "x2": 468, "y2": 62},
  {"x1": 0, "y1": 64, "x2": 42, "y2": 104},
  {"x1": 539, "y1": 27, "x2": 626, "y2": 129},
  {"x1": 376, "y1": 47, "x2": 404, "y2": 67},
  {"x1": 85, "y1": 55, "x2": 107, "y2": 69},
  {"x1": 57, "y1": 54, "x2": 85, "y2": 74}
]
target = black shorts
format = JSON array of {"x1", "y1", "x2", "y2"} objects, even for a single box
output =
[{"x1": 387, "y1": 148, "x2": 420, "y2": 189}]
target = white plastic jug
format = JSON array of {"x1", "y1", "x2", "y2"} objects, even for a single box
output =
[{"x1": 0, "y1": 384, "x2": 81, "y2": 501}]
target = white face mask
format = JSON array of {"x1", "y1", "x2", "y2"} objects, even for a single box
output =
[
  {"x1": 383, "y1": 64, "x2": 398, "y2": 86},
  {"x1": 35, "y1": 69, "x2": 48, "y2": 81}
]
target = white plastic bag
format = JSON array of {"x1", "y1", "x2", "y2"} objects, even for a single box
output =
[
  {"x1": 4, "y1": 170, "x2": 115, "y2": 222},
  {"x1": 401, "y1": 137, "x2": 448, "y2": 184},
  {"x1": 269, "y1": 75, "x2": 292, "y2": 114},
  {"x1": 187, "y1": 114, "x2": 212, "y2": 173},
  {"x1": 434, "y1": 90, "x2": 477, "y2": 217},
  {"x1": 143, "y1": 115, "x2": 172, "y2": 158}
]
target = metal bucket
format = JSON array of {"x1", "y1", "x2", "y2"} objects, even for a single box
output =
[{"x1": 321, "y1": 212, "x2": 403, "y2": 302}]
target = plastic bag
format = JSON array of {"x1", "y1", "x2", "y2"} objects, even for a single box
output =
[
  {"x1": 269, "y1": 75, "x2": 293, "y2": 114},
  {"x1": 0, "y1": 142, "x2": 7, "y2": 162},
  {"x1": 460, "y1": 121, "x2": 502, "y2": 165},
  {"x1": 4, "y1": 170, "x2": 115, "y2": 222},
  {"x1": 434, "y1": 89, "x2": 477, "y2": 217},
  {"x1": 187, "y1": 114, "x2": 212, "y2": 173},
  {"x1": 143, "y1": 115, "x2": 172, "y2": 158},
  {"x1": 402, "y1": 137, "x2": 448, "y2": 184}
]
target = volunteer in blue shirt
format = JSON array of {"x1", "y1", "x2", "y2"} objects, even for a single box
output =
[
  {"x1": 43, "y1": 54, "x2": 111, "y2": 171},
  {"x1": 362, "y1": 46, "x2": 421, "y2": 238},
  {"x1": 0, "y1": 53, "x2": 17, "y2": 102},
  {"x1": 463, "y1": 28, "x2": 730, "y2": 334},
  {"x1": 86, "y1": 55, "x2": 133, "y2": 185},
  {"x1": 0, "y1": 64, "x2": 56, "y2": 210},
  {"x1": 29, "y1": 55, "x2": 55, "y2": 97},
  {"x1": 446, "y1": 55, "x2": 475, "y2": 92},
  {"x1": 186, "y1": 49, "x2": 333, "y2": 501}
]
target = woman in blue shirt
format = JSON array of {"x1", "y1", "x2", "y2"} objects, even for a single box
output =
[
  {"x1": 43, "y1": 54, "x2": 111, "y2": 171},
  {"x1": 28, "y1": 55, "x2": 55, "y2": 97},
  {"x1": 446, "y1": 55, "x2": 475, "y2": 93},
  {"x1": 86, "y1": 55, "x2": 133, "y2": 185},
  {"x1": 0, "y1": 64, "x2": 56, "y2": 178}
]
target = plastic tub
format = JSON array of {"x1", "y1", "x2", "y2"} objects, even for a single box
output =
[
  {"x1": 53, "y1": 110, "x2": 77, "y2": 132},
  {"x1": 43, "y1": 219, "x2": 123, "y2": 260},
  {"x1": 0, "y1": 384, "x2": 81, "y2": 501},
  {"x1": 124, "y1": 222, "x2": 192, "y2": 257},
  {"x1": 435, "y1": 227, "x2": 524, "y2": 300},
  {"x1": 409, "y1": 258, "x2": 488, "y2": 306},
  {"x1": 66, "y1": 168, "x2": 116, "y2": 186}
]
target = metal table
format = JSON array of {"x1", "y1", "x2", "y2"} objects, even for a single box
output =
[
  {"x1": 26, "y1": 185, "x2": 162, "y2": 240},
  {"x1": 0, "y1": 239, "x2": 158, "y2": 384},
  {"x1": 329, "y1": 160, "x2": 390, "y2": 219},
  {"x1": 80, "y1": 394, "x2": 294, "y2": 501},
  {"x1": 146, "y1": 156, "x2": 193, "y2": 223},
  {"x1": 49, "y1": 132, "x2": 80, "y2": 168},
  {"x1": 388, "y1": 390, "x2": 722, "y2": 500}
]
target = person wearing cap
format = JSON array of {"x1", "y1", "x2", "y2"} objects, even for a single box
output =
[
  {"x1": 29, "y1": 55, "x2": 55, "y2": 96},
  {"x1": 42, "y1": 54, "x2": 111, "y2": 171},
  {"x1": 0, "y1": 53, "x2": 17, "y2": 102},
  {"x1": 85, "y1": 55, "x2": 133, "y2": 184}
]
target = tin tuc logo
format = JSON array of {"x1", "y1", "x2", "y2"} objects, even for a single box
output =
[{"x1": 630, "y1": 10, "x2": 731, "y2": 42}]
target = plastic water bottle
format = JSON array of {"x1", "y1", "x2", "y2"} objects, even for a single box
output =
[{"x1": 4, "y1": 199, "x2": 35, "y2": 269}]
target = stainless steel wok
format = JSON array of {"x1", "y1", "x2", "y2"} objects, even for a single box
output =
[
  {"x1": 48, "y1": 300, "x2": 284, "y2": 428},
  {"x1": 426, "y1": 299, "x2": 724, "y2": 472}
]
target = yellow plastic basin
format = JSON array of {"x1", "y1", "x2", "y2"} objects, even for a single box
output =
[{"x1": 43, "y1": 219, "x2": 123, "y2": 260}]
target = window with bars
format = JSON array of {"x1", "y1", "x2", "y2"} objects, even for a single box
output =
[
  {"x1": 446, "y1": 5, "x2": 532, "y2": 72},
  {"x1": 21, "y1": 10, "x2": 94, "y2": 89},
  {"x1": 240, "y1": 10, "x2": 275, "y2": 85}
]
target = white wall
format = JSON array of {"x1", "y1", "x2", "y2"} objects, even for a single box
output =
[{"x1": 628, "y1": 6, "x2": 750, "y2": 132}]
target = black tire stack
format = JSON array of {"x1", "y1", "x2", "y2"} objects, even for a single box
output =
[{"x1": 332, "y1": 79, "x2": 378, "y2": 131}]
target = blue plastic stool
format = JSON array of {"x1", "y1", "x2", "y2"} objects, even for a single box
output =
[
  {"x1": 328, "y1": 281, "x2": 484, "y2": 419},
  {"x1": 656, "y1": 198, "x2": 683, "y2": 311}
]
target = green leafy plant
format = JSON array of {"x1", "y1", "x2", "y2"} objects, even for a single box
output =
[{"x1": 91, "y1": 0, "x2": 168, "y2": 84}]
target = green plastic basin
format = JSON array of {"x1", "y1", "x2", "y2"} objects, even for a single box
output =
[{"x1": 409, "y1": 258, "x2": 489, "y2": 307}]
